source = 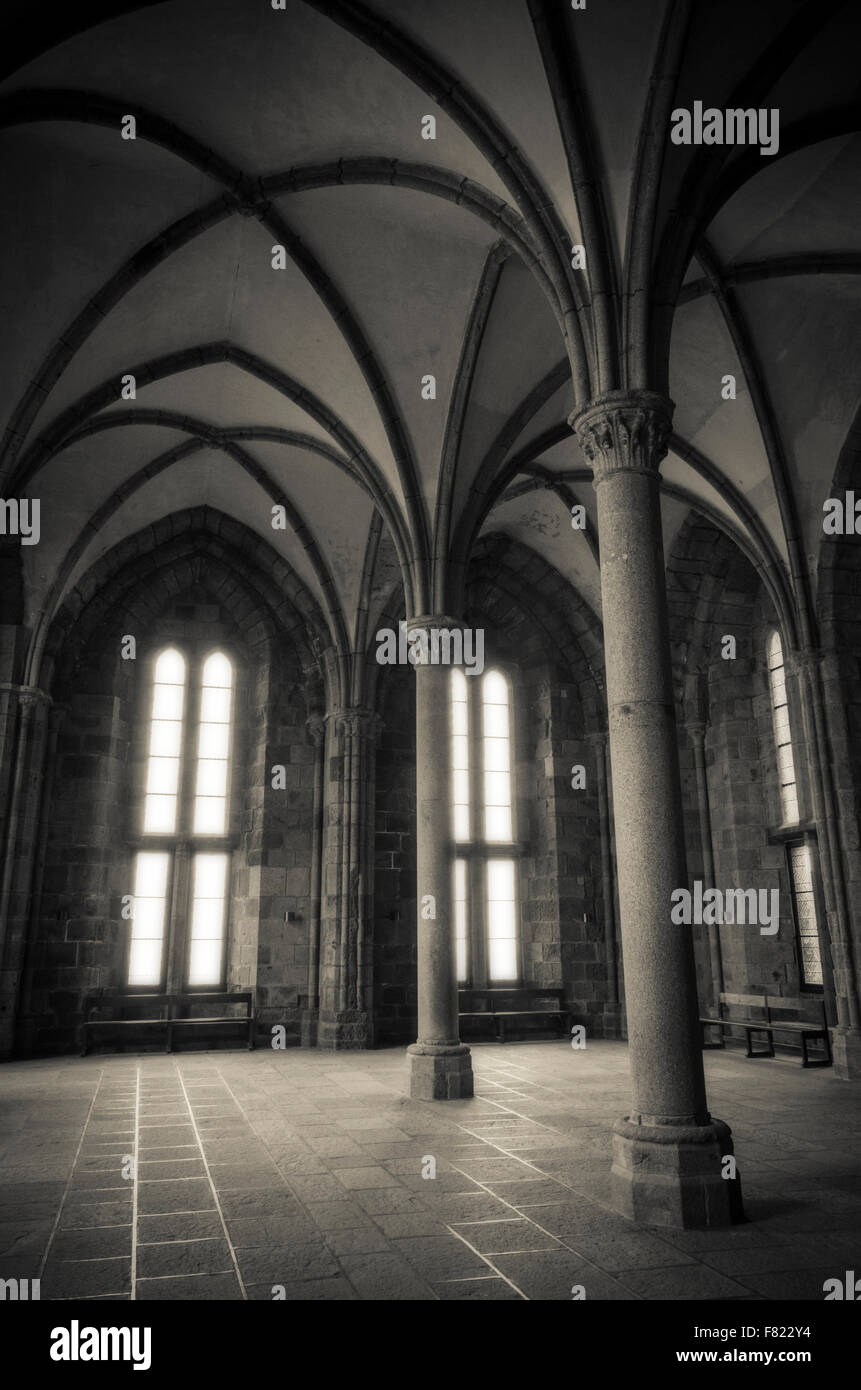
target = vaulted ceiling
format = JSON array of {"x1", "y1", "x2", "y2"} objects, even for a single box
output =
[{"x1": 1, "y1": 0, "x2": 859, "y2": 694}]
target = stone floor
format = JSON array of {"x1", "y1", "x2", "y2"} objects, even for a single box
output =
[{"x1": 1, "y1": 1039, "x2": 859, "y2": 1300}]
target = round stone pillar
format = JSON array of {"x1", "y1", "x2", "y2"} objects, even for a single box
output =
[
  {"x1": 300, "y1": 714, "x2": 326, "y2": 1048},
  {"x1": 686, "y1": 719, "x2": 724, "y2": 1009},
  {"x1": 406, "y1": 616, "x2": 473, "y2": 1100},
  {"x1": 571, "y1": 391, "x2": 742, "y2": 1228},
  {"x1": 586, "y1": 729, "x2": 620, "y2": 1021}
]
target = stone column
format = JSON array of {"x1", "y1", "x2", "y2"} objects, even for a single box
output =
[
  {"x1": 587, "y1": 729, "x2": 619, "y2": 1024},
  {"x1": 13, "y1": 701, "x2": 67, "y2": 1055},
  {"x1": 571, "y1": 391, "x2": 741, "y2": 1228},
  {"x1": 317, "y1": 708, "x2": 380, "y2": 1049},
  {"x1": 0, "y1": 686, "x2": 52, "y2": 1057},
  {"x1": 687, "y1": 720, "x2": 723, "y2": 1008},
  {"x1": 0, "y1": 688, "x2": 41, "y2": 930},
  {"x1": 301, "y1": 714, "x2": 326, "y2": 1047},
  {"x1": 355, "y1": 710, "x2": 383, "y2": 1028},
  {"x1": 406, "y1": 617, "x2": 473, "y2": 1100}
]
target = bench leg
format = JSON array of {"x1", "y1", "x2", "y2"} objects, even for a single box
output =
[
  {"x1": 745, "y1": 1027, "x2": 774, "y2": 1058},
  {"x1": 247, "y1": 1020, "x2": 255, "y2": 1051},
  {"x1": 166, "y1": 1023, "x2": 173, "y2": 1055},
  {"x1": 802, "y1": 1032, "x2": 831, "y2": 1067},
  {"x1": 497, "y1": 1016, "x2": 505, "y2": 1044},
  {"x1": 701, "y1": 1022, "x2": 725, "y2": 1049}
]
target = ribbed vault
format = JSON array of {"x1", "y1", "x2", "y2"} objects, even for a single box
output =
[{"x1": 0, "y1": 0, "x2": 859, "y2": 685}]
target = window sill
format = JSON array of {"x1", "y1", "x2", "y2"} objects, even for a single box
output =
[
  {"x1": 766, "y1": 823, "x2": 817, "y2": 845},
  {"x1": 126, "y1": 834, "x2": 240, "y2": 851}
]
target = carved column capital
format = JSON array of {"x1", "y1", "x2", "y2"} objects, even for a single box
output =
[
  {"x1": 405, "y1": 613, "x2": 467, "y2": 634},
  {"x1": 786, "y1": 646, "x2": 824, "y2": 680},
  {"x1": 684, "y1": 720, "x2": 708, "y2": 748},
  {"x1": 0, "y1": 683, "x2": 52, "y2": 712},
  {"x1": 569, "y1": 391, "x2": 674, "y2": 483},
  {"x1": 333, "y1": 708, "x2": 384, "y2": 746}
]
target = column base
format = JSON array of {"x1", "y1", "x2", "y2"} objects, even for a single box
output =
[
  {"x1": 316, "y1": 1009, "x2": 370, "y2": 1050},
  {"x1": 610, "y1": 1116, "x2": 744, "y2": 1229},
  {"x1": 408, "y1": 1042, "x2": 474, "y2": 1100},
  {"x1": 831, "y1": 1026, "x2": 861, "y2": 1079}
]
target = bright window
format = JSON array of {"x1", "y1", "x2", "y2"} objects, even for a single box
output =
[
  {"x1": 130, "y1": 648, "x2": 234, "y2": 990},
  {"x1": 483, "y1": 670, "x2": 512, "y2": 842},
  {"x1": 143, "y1": 648, "x2": 185, "y2": 833},
  {"x1": 787, "y1": 842, "x2": 824, "y2": 989},
  {"x1": 188, "y1": 851, "x2": 229, "y2": 987},
  {"x1": 194, "y1": 652, "x2": 233, "y2": 835},
  {"x1": 128, "y1": 851, "x2": 170, "y2": 988},
  {"x1": 487, "y1": 858, "x2": 518, "y2": 981},
  {"x1": 766, "y1": 630, "x2": 799, "y2": 824},
  {"x1": 451, "y1": 668, "x2": 520, "y2": 984},
  {"x1": 454, "y1": 857, "x2": 468, "y2": 985},
  {"x1": 451, "y1": 669, "x2": 470, "y2": 843}
]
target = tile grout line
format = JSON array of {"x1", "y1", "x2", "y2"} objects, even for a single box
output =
[
  {"x1": 463, "y1": 1065, "x2": 748, "y2": 1289},
  {"x1": 37, "y1": 1066, "x2": 105, "y2": 1281},
  {"x1": 442, "y1": 1224, "x2": 530, "y2": 1299},
  {"x1": 221, "y1": 1055, "x2": 633, "y2": 1300},
  {"x1": 213, "y1": 1060, "x2": 433, "y2": 1300},
  {"x1": 446, "y1": 1147, "x2": 646, "y2": 1299},
  {"x1": 222, "y1": 1055, "x2": 633, "y2": 1299},
  {"x1": 449, "y1": 1095, "x2": 653, "y2": 1226},
  {"x1": 173, "y1": 1061, "x2": 248, "y2": 1299},
  {"x1": 130, "y1": 1066, "x2": 140, "y2": 1300}
]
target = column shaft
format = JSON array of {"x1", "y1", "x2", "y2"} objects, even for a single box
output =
[
  {"x1": 597, "y1": 463, "x2": 706, "y2": 1123},
  {"x1": 589, "y1": 730, "x2": 618, "y2": 1012},
  {"x1": 573, "y1": 392, "x2": 741, "y2": 1227},
  {"x1": 300, "y1": 715, "x2": 325, "y2": 1046},
  {"x1": 317, "y1": 709, "x2": 379, "y2": 1049},
  {"x1": 407, "y1": 617, "x2": 473, "y2": 1099},
  {"x1": 688, "y1": 722, "x2": 723, "y2": 1006}
]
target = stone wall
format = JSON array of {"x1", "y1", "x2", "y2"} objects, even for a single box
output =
[
  {"x1": 370, "y1": 541, "x2": 616, "y2": 1046},
  {"x1": 667, "y1": 517, "x2": 828, "y2": 1019},
  {"x1": 12, "y1": 528, "x2": 323, "y2": 1055},
  {"x1": 21, "y1": 651, "x2": 130, "y2": 1054},
  {"x1": 8, "y1": 497, "x2": 861, "y2": 1060}
]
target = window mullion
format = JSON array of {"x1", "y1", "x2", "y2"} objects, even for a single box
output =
[
  {"x1": 180, "y1": 665, "x2": 201, "y2": 842},
  {"x1": 165, "y1": 843, "x2": 191, "y2": 995},
  {"x1": 471, "y1": 855, "x2": 488, "y2": 989},
  {"x1": 468, "y1": 681, "x2": 486, "y2": 986},
  {"x1": 166, "y1": 664, "x2": 198, "y2": 991}
]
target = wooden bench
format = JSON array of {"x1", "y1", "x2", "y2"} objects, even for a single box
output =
[
  {"x1": 765, "y1": 995, "x2": 831, "y2": 1068},
  {"x1": 81, "y1": 991, "x2": 255, "y2": 1056},
  {"x1": 459, "y1": 987, "x2": 570, "y2": 1043},
  {"x1": 700, "y1": 992, "x2": 831, "y2": 1067}
]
